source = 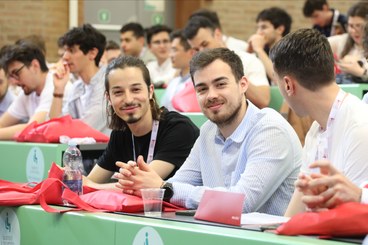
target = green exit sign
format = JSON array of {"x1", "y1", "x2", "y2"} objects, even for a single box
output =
[
  {"x1": 98, "y1": 9, "x2": 111, "y2": 24},
  {"x1": 152, "y1": 13, "x2": 164, "y2": 25}
]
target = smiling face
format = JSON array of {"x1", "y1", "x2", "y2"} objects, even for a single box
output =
[
  {"x1": 347, "y1": 16, "x2": 366, "y2": 46},
  {"x1": 149, "y1": 31, "x2": 171, "y2": 62},
  {"x1": 193, "y1": 59, "x2": 247, "y2": 127},
  {"x1": 107, "y1": 67, "x2": 153, "y2": 125}
]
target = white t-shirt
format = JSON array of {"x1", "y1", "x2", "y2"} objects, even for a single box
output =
[
  {"x1": 301, "y1": 94, "x2": 368, "y2": 186},
  {"x1": 147, "y1": 58, "x2": 177, "y2": 86},
  {"x1": 7, "y1": 72, "x2": 55, "y2": 121},
  {"x1": 223, "y1": 35, "x2": 248, "y2": 53},
  {"x1": 233, "y1": 49, "x2": 269, "y2": 86}
]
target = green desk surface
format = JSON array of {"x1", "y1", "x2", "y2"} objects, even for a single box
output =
[
  {"x1": 0, "y1": 142, "x2": 107, "y2": 183},
  {"x1": 0, "y1": 141, "x2": 67, "y2": 183},
  {"x1": 0, "y1": 206, "x2": 355, "y2": 245}
]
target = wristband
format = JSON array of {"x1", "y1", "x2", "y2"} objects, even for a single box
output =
[{"x1": 53, "y1": 93, "x2": 64, "y2": 98}]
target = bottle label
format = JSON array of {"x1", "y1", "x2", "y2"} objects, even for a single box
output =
[{"x1": 63, "y1": 179, "x2": 83, "y2": 195}]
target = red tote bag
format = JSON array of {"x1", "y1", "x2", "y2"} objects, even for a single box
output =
[
  {"x1": 277, "y1": 202, "x2": 368, "y2": 237},
  {"x1": 15, "y1": 115, "x2": 109, "y2": 143}
]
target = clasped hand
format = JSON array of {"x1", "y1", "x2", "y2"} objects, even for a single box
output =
[{"x1": 114, "y1": 155, "x2": 162, "y2": 196}]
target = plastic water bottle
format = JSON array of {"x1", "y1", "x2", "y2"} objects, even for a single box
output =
[{"x1": 62, "y1": 141, "x2": 83, "y2": 198}]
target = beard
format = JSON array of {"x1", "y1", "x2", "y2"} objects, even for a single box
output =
[
  {"x1": 125, "y1": 114, "x2": 141, "y2": 124},
  {"x1": 205, "y1": 98, "x2": 243, "y2": 128}
]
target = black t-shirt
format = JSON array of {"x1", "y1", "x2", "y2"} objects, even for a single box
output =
[{"x1": 97, "y1": 109, "x2": 200, "y2": 179}]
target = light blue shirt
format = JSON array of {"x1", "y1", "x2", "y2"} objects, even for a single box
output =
[
  {"x1": 168, "y1": 101, "x2": 302, "y2": 215},
  {"x1": 64, "y1": 66, "x2": 110, "y2": 135}
]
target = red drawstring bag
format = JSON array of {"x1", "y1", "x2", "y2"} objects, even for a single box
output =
[
  {"x1": 0, "y1": 163, "x2": 185, "y2": 213},
  {"x1": 77, "y1": 190, "x2": 185, "y2": 213},
  {"x1": 15, "y1": 115, "x2": 109, "y2": 143},
  {"x1": 277, "y1": 202, "x2": 368, "y2": 237},
  {"x1": 171, "y1": 81, "x2": 201, "y2": 112},
  {"x1": 0, "y1": 163, "x2": 64, "y2": 207}
]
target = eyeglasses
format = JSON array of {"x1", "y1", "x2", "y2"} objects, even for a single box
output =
[
  {"x1": 151, "y1": 39, "x2": 170, "y2": 46},
  {"x1": 7, "y1": 64, "x2": 25, "y2": 80},
  {"x1": 345, "y1": 23, "x2": 365, "y2": 32}
]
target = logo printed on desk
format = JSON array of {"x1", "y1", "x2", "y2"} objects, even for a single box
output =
[{"x1": 194, "y1": 190, "x2": 245, "y2": 226}]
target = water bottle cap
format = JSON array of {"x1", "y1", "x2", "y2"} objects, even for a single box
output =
[{"x1": 68, "y1": 139, "x2": 78, "y2": 147}]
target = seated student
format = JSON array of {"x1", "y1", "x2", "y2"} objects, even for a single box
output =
[
  {"x1": 247, "y1": 7, "x2": 292, "y2": 85},
  {"x1": 328, "y1": 1, "x2": 368, "y2": 84},
  {"x1": 0, "y1": 66, "x2": 14, "y2": 117},
  {"x1": 146, "y1": 25, "x2": 177, "y2": 88},
  {"x1": 303, "y1": 0, "x2": 347, "y2": 37},
  {"x1": 161, "y1": 30, "x2": 195, "y2": 111},
  {"x1": 189, "y1": 9, "x2": 248, "y2": 52},
  {"x1": 183, "y1": 16, "x2": 270, "y2": 109},
  {"x1": 120, "y1": 22, "x2": 156, "y2": 64},
  {"x1": 269, "y1": 28, "x2": 368, "y2": 217},
  {"x1": 84, "y1": 56, "x2": 199, "y2": 189},
  {"x1": 49, "y1": 24, "x2": 110, "y2": 135},
  {"x1": 0, "y1": 42, "x2": 68, "y2": 140},
  {"x1": 117, "y1": 48, "x2": 302, "y2": 215}
]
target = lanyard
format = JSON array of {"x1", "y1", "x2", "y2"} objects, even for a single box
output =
[
  {"x1": 315, "y1": 89, "x2": 348, "y2": 162},
  {"x1": 131, "y1": 120, "x2": 159, "y2": 164}
]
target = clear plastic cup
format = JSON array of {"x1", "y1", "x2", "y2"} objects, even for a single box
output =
[{"x1": 140, "y1": 188, "x2": 165, "y2": 217}]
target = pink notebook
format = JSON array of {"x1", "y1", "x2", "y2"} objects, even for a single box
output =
[{"x1": 194, "y1": 190, "x2": 245, "y2": 226}]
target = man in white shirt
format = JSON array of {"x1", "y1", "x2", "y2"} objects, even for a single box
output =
[
  {"x1": 49, "y1": 24, "x2": 110, "y2": 135},
  {"x1": 183, "y1": 16, "x2": 270, "y2": 108},
  {"x1": 145, "y1": 25, "x2": 177, "y2": 87},
  {"x1": 120, "y1": 22, "x2": 156, "y2": 65},
  {"x1": 161, "y1": 30, "x2": 195, "y2": 111},
  {"x1": 269, "y1": 28, "x2": 368, "y2": 216},
  {"x1": 0, "y1": 43, "x2": 62, "y2": 140}
]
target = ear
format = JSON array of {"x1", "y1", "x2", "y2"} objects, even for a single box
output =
[
  {"x1": 283, "y1": 75, "x2": 296, "y2": 97},
  {"x1": 239, "y1": 76, "x2": 249, "y2": 94},
  {"x1": 213, "y1": 28, "x2": 223, "y2": 42},
  {"x1": 148, "y1": 84, "x2": 154, "y2": 100},
  {"x1": 105, "y1": 92, "x2": 111, "y2": 105},
  {"x1": 276, "y1": 25, "x2": 285, "y2": 36},
  {"x1": 30, "y1": 59, "x2": 40, "y2": 70},
  {"x1": 88, "y1": 48, "x2": 98, "y2": 61},
  {"x1": 138, "y1": 36, "x2": 145, "y2": 46}
]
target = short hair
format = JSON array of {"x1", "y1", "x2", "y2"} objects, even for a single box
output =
[
  {"x1": 62, "y1": 23, "x2": 106, "y2": 67},
  {"x1": 146, "y1": 25, "x2": 172, "y2": 44},
  {"x1": 190, "y1": 48, "x2": 244, "y2": 83},
  {"x1": 303, "y1": 0, "x2": 328, "y2": 17},
  {"x1": 104, "y1": 56, "x2": 161, "y2": 130},
  {"x1": 15, "y1": 35, "x2": 46, "y2": 56},
  {"x1": 120, "y1": 22, "x2": 145, "y2": 38},
  {"x1": 190, "y1": 9, "x2": 222, "y2": 30},
  {"x1": 170, "y1": 30, "x2": 191, "y2": 51},
  {"x1": 256, "y1": 7, "x2": 293, "y2": 36},
  {"x1": 183, "y1": 16, "x2": 216, "y2": 40},
  {"x1": 0, "y1": 42, "x2": 49, "y2": 74},
  {"x1": 105, "y1": 40, "x2": 120, "y2": 51},
  {"x1": 269, "y1": 28, "x2": 335, "y2": 91}
]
